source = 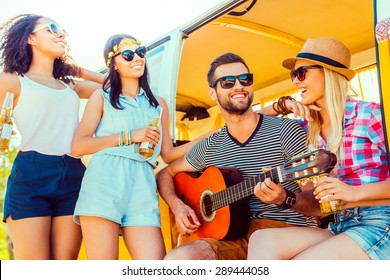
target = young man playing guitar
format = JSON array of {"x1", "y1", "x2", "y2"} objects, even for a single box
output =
[{"x1": 157, "y1": 53, "x2": 327, "y2": 260}]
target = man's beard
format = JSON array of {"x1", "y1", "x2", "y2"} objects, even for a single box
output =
[{"x1": 216, "y1": 92, "x2": 254, "y2": 115}]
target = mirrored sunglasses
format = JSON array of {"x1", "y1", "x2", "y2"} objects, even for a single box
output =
[
  {"x1": 114, "y1": 46, "x2": 146, "y2": 62},
  {"x1": 211, "y1": 73, "x2": 254, "y2": 89},
  {"x1": 32, "y1": 22, "x2": 67, "y2": 36},
  {"x1": 290, "y1": 65, "x2": 323, "y2": 81}
]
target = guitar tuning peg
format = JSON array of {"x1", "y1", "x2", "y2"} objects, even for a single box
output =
[{"x1": 297, "y1": 179, "x2": 308, "y2": 185}]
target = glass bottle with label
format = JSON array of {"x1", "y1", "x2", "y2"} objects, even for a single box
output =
[
  {"x1": 313, "y1": 174, "x2": 341, "y2": 214},
  {"x1": 0, "y1": 92, "x2": 14, "y2": 155},
  {"x1": 139, "y1": 117, "x2": 160, "y2": 158}
]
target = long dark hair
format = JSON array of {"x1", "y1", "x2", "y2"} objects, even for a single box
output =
[
  {"x1": 0, "y1": 14, "x2": 78, "y2": 83},
  {"x1": 102, "y1": 34, "x2": 158, "y2": 110}
]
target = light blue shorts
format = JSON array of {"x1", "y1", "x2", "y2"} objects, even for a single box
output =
[
  {"x1": 328, "y1": 206, "x2": 390, "y2": 260},
  {"x1": 74, "y1": 153, "x2": 160, "y2": 227}
]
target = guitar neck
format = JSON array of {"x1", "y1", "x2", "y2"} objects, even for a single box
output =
[{"x1": 212, "y1": 167, "x2": 281, "y2": 211}]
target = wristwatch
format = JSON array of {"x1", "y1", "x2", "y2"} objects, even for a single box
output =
[{"x1": 277, "y1": 189, "x2": 296, "y2": 210}]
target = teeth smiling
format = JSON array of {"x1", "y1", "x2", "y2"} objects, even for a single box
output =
[
  {"x1": 232, "y1": 94, "x2": 245, "y2": 99},
  {"x1": 298, "y1": 88, "x2": 307, "y2": 93}
]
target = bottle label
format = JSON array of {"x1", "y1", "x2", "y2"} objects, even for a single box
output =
[
  {"x1": 0, "y1": 124, "x2": 12, "y2": 140},
  {"x1": 140, "y1": 142, "x2": 153, "y2": 149}
]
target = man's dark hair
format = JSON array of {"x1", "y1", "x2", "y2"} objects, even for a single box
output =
[{"x1": 207, "y1": 52, "x2": 250, "y2": 87}]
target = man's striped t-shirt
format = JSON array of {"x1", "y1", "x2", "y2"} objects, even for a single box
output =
[{"x1": 185, "y1": 114, "x2": 317, "y2": 227}]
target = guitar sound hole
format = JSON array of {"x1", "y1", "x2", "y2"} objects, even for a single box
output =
[{"x1": 203, "y1": 195, "x2": 213, "y2": 216}]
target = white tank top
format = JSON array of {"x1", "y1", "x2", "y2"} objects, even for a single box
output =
[{"x1": 13, "y1": 75, "x2": 80, "y2": 156}]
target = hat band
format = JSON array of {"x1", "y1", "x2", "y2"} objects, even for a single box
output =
[{"x1": 297, "y1": 53, "x2": 348, "y2": 69}]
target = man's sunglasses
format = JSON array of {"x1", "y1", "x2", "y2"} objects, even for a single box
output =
[
  {"x1": 290, "y1": 65, "x2": 323, "y2": 81},
  {"x1": 211, "y1": 73, "x2": 254, "y2": 89},
  {"x1": 114, "y1": 46, "x2": 146, "y2": 62},
  {"x1": 32, "y1": 22, "x2": 67, "y2": 36}
]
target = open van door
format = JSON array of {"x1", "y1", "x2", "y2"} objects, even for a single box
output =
[{"x1": 375, "y1": 0, "x2": 390, "y2": 165}]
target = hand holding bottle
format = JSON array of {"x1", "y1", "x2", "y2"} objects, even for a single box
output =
[
  {"x1": 131, "y1": 125, "x2": 160, "y2": 146},
  {"x1": 138, "y1": 108, "x2": 163, "y2": 158},
  {"x1": 0, "y1": 92, "x2": 14, "y2": 155},
  {"x1": 313, "y1": 173, "x2": 342, "y2": 214}
]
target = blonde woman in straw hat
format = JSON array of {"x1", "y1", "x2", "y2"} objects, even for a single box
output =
[{"x1": 248, "y1": 37, "x2": 390, "y2": 259}]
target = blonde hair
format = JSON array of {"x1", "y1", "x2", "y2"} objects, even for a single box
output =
[{"x1": 306, "y1": 69, "x2": 358, "y2": 156}]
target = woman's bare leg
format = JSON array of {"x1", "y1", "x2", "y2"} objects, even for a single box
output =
[
  {"x1": 248, "y1": 227, "x2": 332, "y2": 259},
  {"x1": 122, "y1": 226, "x2": 165, "y2": 260},
  {"x1": 293, "y1": 233, "x2": 370, "y2": 259},
  {"x1": 51, "y1": 215, "x2": 82, "y2": 259},
  {"x1": 79, "y1": 216, "x2": 120, "y2": 260},
  {"x1": 6, "y1": 216, "x2": 51, "y2": 259}
]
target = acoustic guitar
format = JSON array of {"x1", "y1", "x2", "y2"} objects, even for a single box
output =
[{"x1": 173, "y1": 149, "x2": 337, "y2": 244}]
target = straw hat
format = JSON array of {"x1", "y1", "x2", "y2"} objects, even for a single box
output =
[{"x1": 282, "y1": 37, "x2": 356, "y2": 81}]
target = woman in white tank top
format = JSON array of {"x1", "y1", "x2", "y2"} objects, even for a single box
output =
[{"x1": 0, "y1": 14, "x2": 105, "y2": 260}]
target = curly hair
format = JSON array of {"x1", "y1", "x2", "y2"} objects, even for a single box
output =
[
  {"x1": 102, "y1": 33, "x2": 158, "y2": 110},
  {"x1": 0, "y1": 14, "x2": 79, "y2": 83}
]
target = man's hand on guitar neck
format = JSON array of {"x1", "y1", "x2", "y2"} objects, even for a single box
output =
[
  {"x1": 254, "y1": 178, "x2": 286, "y2": 206},
  {"x1": 172, "y1": 201, "x2": 201, "y2": 235},
  {"x1": 254, "y1": 179, "x2": 323, "y2": 216}
]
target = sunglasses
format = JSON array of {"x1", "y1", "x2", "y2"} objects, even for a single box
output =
[
  {"x1": 290, "y1": 65, "x2": 323, "y2": 81},
  {"x1": 32, "y1": 22, "x2": 67, "y2": 36},
  {"x1": 211, "y1": 73, "x2": 254, "y2": 89},
  {"x1": 114, "y1": 46, "x2": 146, "y2": 62}
]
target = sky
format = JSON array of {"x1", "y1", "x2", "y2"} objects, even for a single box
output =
[{"x1": 0, "y1": 0, "x2": 226, "y2": 70}]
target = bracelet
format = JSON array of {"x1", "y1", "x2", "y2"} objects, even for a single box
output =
[
  {"x1": 119, "y1": 131, "x2": 124, "y2": 147},
  {"x1": 119, "y1": 130, "x2": 133, "y2": 146},
  {"x1": 277, "y1": 189, "x2": 296, "y2": 210},
  {"x1": 127, "y1": 129, "x2": 132, "y2": 145},
  {"x1": 273, "y1": 96, "x2": 295, "y2": 115}
]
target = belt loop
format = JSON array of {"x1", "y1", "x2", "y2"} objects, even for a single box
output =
[
  {"x1": 61, "y1": 155, "x2": 66, "y2": 166},
  {"x1": 353, "y1": 206, "x2": 359, "y2": 216}
]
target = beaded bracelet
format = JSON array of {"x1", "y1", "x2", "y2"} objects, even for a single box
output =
[{"x1": 272, "y1": 96, "x2": 295, "y2": 115}]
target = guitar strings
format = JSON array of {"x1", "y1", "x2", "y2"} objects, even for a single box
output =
[{"x1": 206, "y1": 169, "x2": 279, "y2": 212}]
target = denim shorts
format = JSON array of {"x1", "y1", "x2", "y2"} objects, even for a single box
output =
[
  {"x1": 328, "y1": 206, "x2": 390, "y2": 260},
  {"x1": 3, "y1": 151, "x2": 86, "y2": 222}
]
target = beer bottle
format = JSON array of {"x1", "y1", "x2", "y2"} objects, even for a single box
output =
[
  {"x1": 139, "y1": 108, "x2": 163, "y2": 158},
  {"x1": 313, "y1": 174, "x2": 341, "y2": 214},
  {"x1": 0, "y1": 92, "x2": 14, "y2": 155},
  {"x1": 139, "y1": 117, "x2": 160, "y2": 158}
]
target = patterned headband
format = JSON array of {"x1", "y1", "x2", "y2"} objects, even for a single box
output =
[{"x1": 106, "y1": 38, "x2": 142, "y2": 67}]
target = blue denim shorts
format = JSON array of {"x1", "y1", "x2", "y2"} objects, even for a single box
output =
[
  {"x1": 328, "y1": 206, "x2": 390, "y2": 260},
  {"x1": 3, "y1": 151, "x2": 86, "y2": 222}
]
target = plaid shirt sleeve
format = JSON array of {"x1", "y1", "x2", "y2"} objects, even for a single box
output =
[{"x1": 340, "y1": 99, "x2": 390, "y2": 185}]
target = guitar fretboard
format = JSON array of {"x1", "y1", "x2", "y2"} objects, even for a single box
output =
[{"x1": 211, "y1": 168, "x2": 281, "y2": 211}]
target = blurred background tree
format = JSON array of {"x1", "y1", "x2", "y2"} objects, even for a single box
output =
[{"x1": 0, "y1": 146, "x2": 17, "y2": 260}]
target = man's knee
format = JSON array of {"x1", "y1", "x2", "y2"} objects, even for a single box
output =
[{"x1": 164, "y1": 240, "x2": 216, "y2": 260}]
